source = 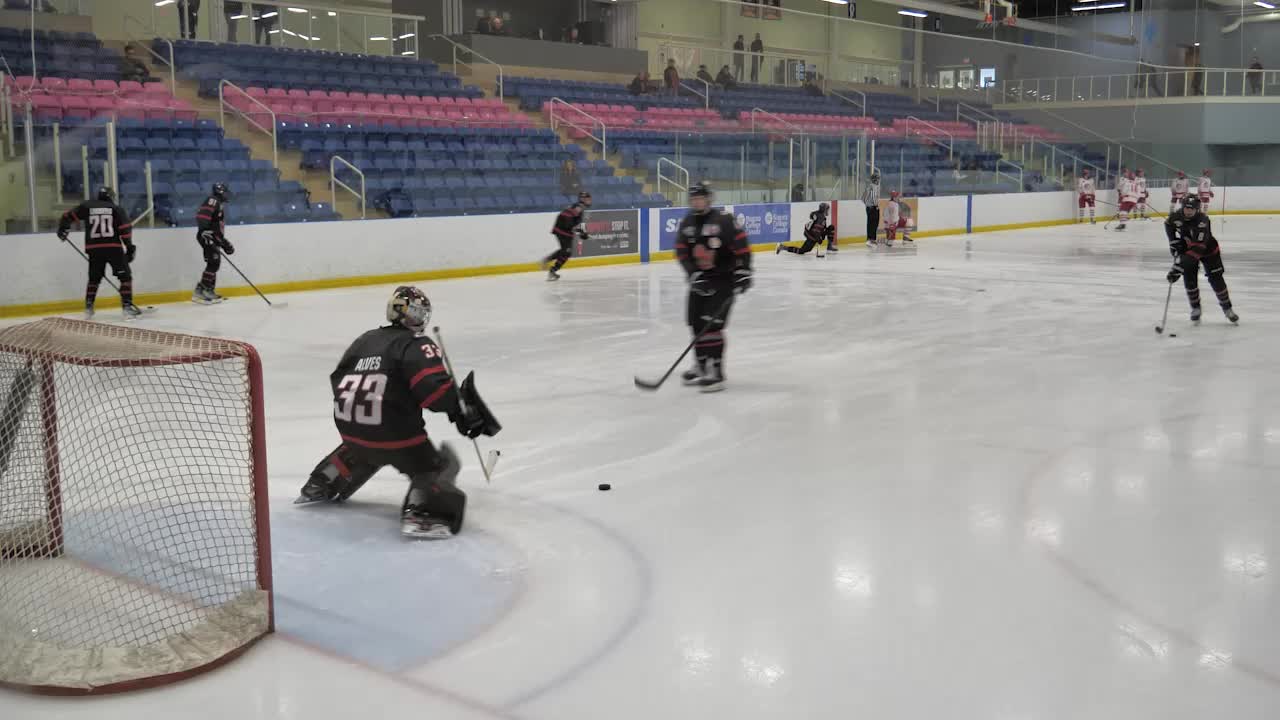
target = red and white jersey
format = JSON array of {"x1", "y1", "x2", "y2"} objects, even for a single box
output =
[
  {"x1": 1198, "y1": 176, "x2": 1213, "y2": 196},
  {"x1": 1135, "y1": 176, "x2": 1148, "y2": 197},
  {"x1": 883, "y1": 199, "x2": 901, "y2": 226},
  {"x1": 1172, "y1": 177, "x2": 1190, "y2": 196},
  {"x1": 1118, "y1": 176, "x2": 1137, "y2": 202},
  {"x1": 1077, "y1": 177, "x2": 1095, "y2": 196}
]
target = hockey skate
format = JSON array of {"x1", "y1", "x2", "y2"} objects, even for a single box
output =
[
  {"x1": 827, "y1": 244, "x2": 838, "y2": 253},
  {"x1": 546, "y1": 269, "x2": 560, "y2": 282},
  {"x1": 681, "y1": 360, "x2": 704, "y2": 387},
  {"x1": 1115, "y1": 223, "x2": 1126, "y2": 231},
  {"x1": 192, "y1": 284, "x2": 224, "y2": 305},
  {"x1": 775, "y1": 243, "x2": 784, "y2": 255},
  {"x1": 294, "y1": 476, "x2": 336, "y2": 505},
  {"x1": 884, "y1": 238, "x2": 894, "y2": 247},
  {"x1": 1190, "y1": 305, "x2": 1202, "y2": 325},
  {"x1": 698, "y1": 359, "x2": 725, "y2": 393},
  {"x1": 401, "y1": 508, "x2": 453, "y2": 539},
  {"x1": 866, "y1": 239, "x2": 876, "y2": 248},
  {"x1": 1223, "y1": 305, "x2": 1239, "y2": 324},
  {"x1": 83, "y1": 303, "x2": 94, "y2": 320},
  {"x1": 122, "y1": 303, "x2": 143, "y2": 321}
]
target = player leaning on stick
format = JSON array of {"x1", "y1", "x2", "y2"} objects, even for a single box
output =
[
  {"x1": 1165, "y1": 196, "x2": 1238, "y2": 325},
  {"x1": 541, "y1": 191, "x2": 591, "y2": 281},
  {"x1": 296, "y1": 286, "x2": 500, "y2": 539},
  {"x1": 57, "y1": 186, "x2": 141, "y2": 320},
  {"x1": 193, "y1": 182, "x2": 234, "y2": 304},
  {"x1": 776, "y1": 202, "x2": 834, "y2": 257},
  {"x1": 675, "y1": 182, "x2": 751, "y2": 393}
]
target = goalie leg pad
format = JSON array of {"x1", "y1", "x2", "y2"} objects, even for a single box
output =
[
  {"x1": 297, "y1": 444, "x2": 380, "y2": 504},
  {"x1": 401, "y1": 443, "x2": 467, "y2": 534}
]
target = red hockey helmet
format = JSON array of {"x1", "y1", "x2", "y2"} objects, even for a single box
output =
[
  {"x1": 1203, "y1": 168, "x2": 1213, "y2": 176},
  {"x1": 1082, "y1": 168, "x2": 1090, "y2": 177},
  {"x1": 1136, "y1": 168, "x2": 1145, "y2": 176},
  {"x1": 1177, "y1": 170, "x2": 1186, "y2": 177},
  {"x1": 889, "y1": 190, "x2": 900, "y2": 199}
]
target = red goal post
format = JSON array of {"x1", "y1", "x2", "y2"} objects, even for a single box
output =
[{"x1": 0, "y1": 318, "x2": 272, "y2": 695}]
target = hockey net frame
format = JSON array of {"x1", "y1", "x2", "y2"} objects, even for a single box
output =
[{"x1": 0, "y1": 318, "x2": 273, "y2": 695}]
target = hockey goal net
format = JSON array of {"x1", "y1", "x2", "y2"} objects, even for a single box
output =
[{"x1": 0, "y1": 318, "x2": 272, "y2": 694}]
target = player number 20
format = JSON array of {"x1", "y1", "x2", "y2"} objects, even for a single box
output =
[
  {"x1": 334, "y1": 373, "x2": 387, "y2": 425},
  {"x1": 88, "y1": 214, "x2": 114, "y2": 239}
]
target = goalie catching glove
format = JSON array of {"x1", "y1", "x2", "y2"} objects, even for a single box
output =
[{"x1": 451, "y1": 371, "x2": 502, "y2": 439}]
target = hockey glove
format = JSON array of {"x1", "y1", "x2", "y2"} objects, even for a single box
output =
[
  {"x1": 219, "y1": 239, "x2": 235, "y2": 255},
  {"x1": 453, "y1": 407, "x2": 486, "y2": 439},
  {"x1": 56, "y1": 229, "x2": 69, "y2": 242},
  {"x1": 1166, "y1": 262, "x2": 1184, "y2": 284},
  {"x1": 574, "y1": 227, "x2": 589, "y2": 240},
  {"x1": 689, "y1": 271, "x2": 714, "y2": 297},
  {"x1": 125, "y1": 244, "x2": 136, "y2": 264},
  {"x1": 732, "y1": 267, "x2": 753, "y2": 294}
]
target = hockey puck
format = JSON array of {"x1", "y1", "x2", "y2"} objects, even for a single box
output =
[
  {"x1": 1169, "y1": 333, "x2": 1177, "y2": 337},
  {"x1": 598, "y1": 483, "x2": 611, "y2": 492}
]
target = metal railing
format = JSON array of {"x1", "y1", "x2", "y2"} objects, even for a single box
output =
[
  {"x1": 830, "y1": 88, "x2": 866, "y2": 117},
  {"x1": 957, "y1": 101, "x2": 998, "y2": 124},
  {"x1": 657, "y1": 157, "x2": 690, "y2": 203},
  {"x1": 902, "y1": 116, "x2": 954, "y2": 161},
  {"x1": 749, "y1": 107, "x2": 804, "y2": 135},
  {"x1": 995, "y1": 159, "x2": 1024, "y2": 191},
  {"x1": 1000, "y1": 68, "x2": 1280, "y2": 105},
  {"x1": 1025, "y1": 137, "x2": 1107, "y2": 188},
  {"x1": 656, "y1": 40, "x2": 821, "y2": 89},
  {"x1": 123, "y1": 14, "x2": 176, "y2": 95},
  {"x1": 681, "y1": 79, "x2": 711, "y2": 110},
  {"x1": 548, "y1": 98, "x2": 607, "y2": 155},
  {"x1": 330, "y1": 155, "x2": 366, "y2": 219},
  {"x1": 429, "y1": 34, "x2": 503, "y2": 101},
  {"x1": 1018, "y1": 106, "x2": 1182, "y2": 180},
  {"x1": 219, "y1": 79, "x2": 278, "y2": 169},
  {"x1": 133, "y1": 161, "x2": 156, "y2": 229}
]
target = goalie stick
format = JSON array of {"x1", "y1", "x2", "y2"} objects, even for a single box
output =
[
  {"x1": 432, "y1": 327, "x2": 501, "y2": 484},
  {"x1": 634, "y1": 295, "x2": 735, "y2": 391}
]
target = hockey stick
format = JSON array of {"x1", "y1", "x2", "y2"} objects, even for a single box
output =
[
  {"x1": 220, "y1": 248, "x2": 287, "y2": 308},
  {"x1": 634, "y1": 294, "x2": 734, "y2": 391},
  {"x1": 62, "y1": 242, "x2": 157, "y2": 313},
  {"x1": 432, "y1": 326, "x2": 500, "y2": 484},
  {"x1": 1154, "y1": 280, "x2": 1174, "y2": 335}
]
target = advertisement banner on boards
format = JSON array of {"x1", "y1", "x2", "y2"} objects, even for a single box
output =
[
  {"x1": 733, "y1": 203, "x2": 791, "y2": 245},
  {"x1": 658, "y1": 206, "x2": 689, "y2": 251},
  {"x1": 577, "y1": 209, "x2": 639, "y2": 257}
]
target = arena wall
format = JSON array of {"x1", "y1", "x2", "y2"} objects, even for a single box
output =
[{"x1": 1, "y1": 189, "x2": 1273, "y2": 318}]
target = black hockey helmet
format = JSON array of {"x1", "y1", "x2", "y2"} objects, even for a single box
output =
[
  {"x1": 817, "y1": 202, "x2": 829, "y2": 215},
  {"x1": 97, "y1": 186, "x2": 114, "y2": 202},
  {"x1": 1182, "y1": 195, "x2": 1201, "y2": 215},
  {"x1": 578, "y1": 190, "x2": 592, "y2": 206},
  {"x1": 387, "y1": 286, "x2": 432, "y2": 334},
  {"x1": 870, "y1": 168, "x2": 881, "y2": 182},
  {"x1": 688, "y1": 181, "x2": 713, "y2": 213},
  {"x1": 211, "y1": 182, "x2": 229, "y2": 201}
]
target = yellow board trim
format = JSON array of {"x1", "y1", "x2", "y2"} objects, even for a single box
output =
[{"x1": 7, "y1": 210, "x2": 1278, "y2": 319}]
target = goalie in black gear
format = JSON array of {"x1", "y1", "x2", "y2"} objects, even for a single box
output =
[
  {"x1": 674, "y1": 182, "x2": 752, "y2": 393},
  {"x1": 1165, "y1": 196, "x2": 1238, "y2": 325},
  {"x1": 776, "y1": 203, "x2": 835, "y2": 257},
  {"x1": 296, "y1": 286, "x2": 501, "y2": 539},
  {"x1": 57, "y1": 187, "x2": 141, "y2": 320},
  {"x1": 541, "y1": 191, "x2": 591, "y2": 281},
  {"x1": 194, "y1": 182, "x2": 234, "y2": 304}
]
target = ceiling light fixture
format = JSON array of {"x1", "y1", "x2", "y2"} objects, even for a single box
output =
[
  {"x1": 898, "y1": 9, "x2": 928, "y2": 17},
  {"x1": 1071, "y1": 2, "x2": 1124, "y2": 8}
]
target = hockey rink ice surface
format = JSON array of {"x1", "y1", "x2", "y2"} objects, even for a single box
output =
[{"x1": 7, "y1": 215, "x2": 1280, "y2": 719}]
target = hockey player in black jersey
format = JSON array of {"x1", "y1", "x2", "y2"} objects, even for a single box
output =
[
  {"x1": 776, "y1": 203, "x2": 835, "y2": 257},
  {"x1": 57, "y1": 187, "x2": 141, "y2": 320},
  {"x1": 296, "y1": 286, "x2": 501, "y2": 539},
  {"x1": 674, "y1": 182, "x2": 752, "y2": 393},
  {"x1": 193, "y1": 182, "x2": 234, "y2": 304},
  {"x1": 541, "y1": 191, "x2": 592, "y2": 281},
  {"x1": 1165, "y1": 196, "x2": 1238, "y2": 325}
]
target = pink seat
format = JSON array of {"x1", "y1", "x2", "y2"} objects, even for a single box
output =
[
  {"x1": 266, "y1": 87, "x2": 288, "y2": 99},
  {"x1": 246, "y1": 86, "x2": 268, "y2": 98},
  {"x1": 438, "y1": 96, "x2": 456, "y2": 106},
  {"x1": 329, "y1": 90, "x2": 349, "y2": 101},
  {"x1": 93, "y1": 79, "x2": 118, "y2": 93},
  {"x1": 371, "y1": 102, "x2": 391, "y2": 115},
  {"x1": 42, "y1": 77, "x2": 67, "y2": 90},
  {"x1": 403, "y1": 95, "x2": 424, "y2": 105},
  {"x1": 14, "y1": 76, "x2": 36, "y2": 91},
  {"x1": 391, "y1": 104, "x2": 411, "y2": 116},
  {"x1": 348, "y1": 91, "x2": 368, "y2": 102},
  {"x1": 118, "y1": 80, "x2": 144, "y2": 94},
  {"x1": 315, "y1": 99, "x2": 334, "y2": 114},
  {"x1": 66, "y1": 78, "x2": 93, "y2": 92},
  {"x1": 307, "y1": 89, "x2": 328, "y2": 100}
]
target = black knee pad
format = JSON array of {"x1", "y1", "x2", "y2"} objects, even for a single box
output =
[
  {"x1": 404, "y1": 444, "x2": 466, "y2": 534},
  {"x1": 115, "y1": 268, "x2": 132, "y2": 283}
]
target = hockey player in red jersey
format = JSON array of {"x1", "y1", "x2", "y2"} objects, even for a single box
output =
[
  {"x1": 776, "y1": 203, "x2": 834, "y2": 257},
  {"x1": 57, "y1": 187, "x2": 141, "y2": 320},
  {"x1": 882, "y1": 191, "x2": 912, "y2": 244},
  {"x1": 541, "y1": 191, "x2": 591, "y2": 281},
  {"x1": 1171, "y1": 170, "x2": 1190, "y2": 213},
  {"x1": 1165, "y1": 196, "x2": 1238, "y2": 325},
  {"x1": 674, "y1": 182, "x2": 751, "y2": 393},
  {"x1": 1076, "y1": 170, "x2": 1096, "y2": 224},
  {"x1": 296, "y1": 286, "x2": 501, "y2": 539}
]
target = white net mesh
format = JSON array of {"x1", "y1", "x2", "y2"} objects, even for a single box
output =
[{"x1": 0, "y1": 318, "x2": 271, "y2": 693}]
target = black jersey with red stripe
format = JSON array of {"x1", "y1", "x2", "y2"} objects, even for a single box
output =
[
  {"x1": 674, "y1": 208, "x2": 751, "y2": 280},
  {"x1": 1166, "y1": 211, "x2": 1219, "y2": 260},
  {"x1": 551, "y1": 203, "x2": 585, "y2": 239},
  {"x1": 329, "y1": 326, "x2": 462, "y2": 450},
  {"x1": 805, "y1": 213, "x2": 834, "y2": 243},
  {"x1": 59, "y1": 199, "x2": 133, "y2": 251},
  {"x1": 196, "y1": 195, "x2": 226, "y2": 239}
]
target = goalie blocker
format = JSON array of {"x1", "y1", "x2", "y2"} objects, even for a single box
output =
[{"x1": 296, "y1": 286, "x2": 501, "y2": 539}]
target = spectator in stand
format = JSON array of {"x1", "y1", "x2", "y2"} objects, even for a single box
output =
[
  {"x1": 178, "y1": 0, "x2": 200, "y2": 40},
  {"x1": 803, "y1": 77, "x2": 823, "y2": 97},
  {"x1": 489, "y1": 16, "x2": 508, "y2": 36},
  {"x1": 119, "y1": 43, "x2": 153, "y2": 84},
  {"x1": 628, "y1": 71, "x2": 652, "y2": 95},
  {"x1": 475, "y1": 14, "x2": 494, "y2": 33},
  {"x1": 255, "y1": 7, "x2": 277, "y2": 45},
  {"x1": 663, "y1": 59, "x2": 680, "y2": 96},
  {"x1": 1249, "y1": 57, "x2": 1264, "y2": 95},
  {"x1": 750, "y1": 33, "x2": 764, "y2": 83},
  {"x1": 696, "y1": 64, "x2": 715, "y2": 85},
  {"x1": 791, "y1": 183, "x2": 806, "y2": 202},
  {"x1": 564, "y1": 26, "x2": 580, "y2": 44},
  {"x1": 716, "y1": 65, "x2": 736, "y2": 90},
  {"x1": 559, "y1": 159, "x2": 582, "y2": 196},
  {"x1": 224, "y1": 1, "x2": 242, "y2": 42},
  {"x1": 733, "y1": 35, "x2": 746, "y2": 82}
]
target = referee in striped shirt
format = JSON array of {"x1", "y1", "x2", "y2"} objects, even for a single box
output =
[{"x1": 862, "y1": 169, "x2": 881, "y2": 246}]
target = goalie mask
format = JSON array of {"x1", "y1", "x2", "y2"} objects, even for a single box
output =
[{"x1": 387, "y1": 286, "x2": 432, "y2": 334}]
